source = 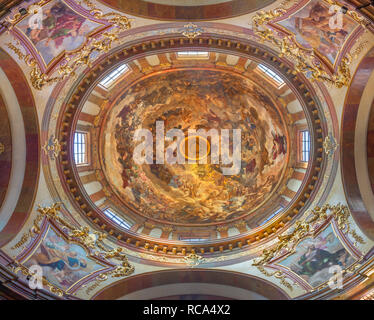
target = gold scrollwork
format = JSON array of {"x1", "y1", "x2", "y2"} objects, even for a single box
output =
[
  {"x1": 323, "y1": 133, "x2": 338, "y2": 158},
  {"x1": 181, "y1": 23, "x2": 203, "y2": 39},
  {"x1": 12, "y1": 203, "x2": 134, "y2": 297},
  {"x1": 251, "y1": 1, "x2": 366, "y2": 88},
  {"x1": 256, "y1": 265, "x2": 294, "y2": 291},
  {"x1": 5, "y1": 0, "x2": 132, "y2": 90},
  {"x1": 252, "y1": 204, "x2": 365, "y2": 290},
  {"x1": 183, "y1": 253, "x2": 205, "y2": 267},
  {"x1": 82, "y1": 273, "x2": 108, "y2": 295},
  {"x1": 42, "y1": 135, "x2": 61, "y2": 160},
  {"x1": 13, "y1": 264, "x2": 64, "y2": 297},
  {"x1": 332, "y1": 205, "x2": 365, "y2": 246}
]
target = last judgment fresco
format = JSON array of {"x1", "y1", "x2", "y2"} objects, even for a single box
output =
[{"x1": 102, "y1": 69, "x2": 289, "y2": 225}]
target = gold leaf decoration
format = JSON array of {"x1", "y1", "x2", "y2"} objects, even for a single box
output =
[
  {"x1": 250, "y1": 2, "x2": 367, "y2": 88},
  {"x1": 256, "y1": 265, "x2": 293, "y2": 291},
  {"x1": 323, "y1": 133, "x2": 338, "y2": 158},
  {"x1": 252, "y1": 204, "x2": 365, "y2": 290},
  {"x1": 183, "y1": 253, "x2": 205, "y2": 267},
  {"x1": 181, "y1": 23, "x2": 203, "y2": 39},
  {"x1": 5, "y1": 0, "x2": 132, "y2": 90},
  {"x1": 42, "y1": 135, "x2": 61, "y2": 160},
  {"x1": 332, "y1": 205, "x2": 365, "y2": 246},
  {"x1": 12, "y1": 203, "x2": 134, "y2": 297}
]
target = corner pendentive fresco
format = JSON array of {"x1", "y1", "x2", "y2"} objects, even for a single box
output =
[
  {"x1": 23, "y1": 227, "x2": 105, "y2": 291},
  {"x1": 279, "y1": 225, "x2": 356, "y2": 287},
  {"x1": 276, "y1": 0, "x2": 359, "y2": 66},
  {"x1": 14, "y1": 0, "x2": 104, "y2": 67}
]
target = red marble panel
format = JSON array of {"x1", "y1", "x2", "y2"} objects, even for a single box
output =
[
  {"x1": 0, "y1": 94, "x2": 11, "y2": 209},
  {"x1": 367, "y1": 99, "x2": 374, "y2": 192},
  {"x1": 93, "y1": 269, "x2": 289, "y2": 300},
  {"x1": 341, "y1": 47, "x2": 374, "y2": 240},
  {"x1": 98, "y1": 0, "x2": 275, "y2": 21},
  {"x1": 0, "y1": 48, "x2": 39, "y2": 247}
]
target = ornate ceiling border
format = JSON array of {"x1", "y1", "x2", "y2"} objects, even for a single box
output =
[
  {"x1": 9, "y1": 203, "x2": 134, "y2": 298},
  {"x1": 252, "y1": 204, "x2": 365, "y2": 293},
  {"x1": 97, "y1": 0, "x2": 276, "y2": 21},
  {"x1": 52, "y1": 35, "x2": 329, "y2": 258},
  {"x1": 4, "y1": 0, "x2": 132, "y2": 89}
]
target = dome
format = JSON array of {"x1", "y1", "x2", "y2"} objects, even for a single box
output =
[{"x1": 101, "y1": 69, "x2": 289, "y2": 225}]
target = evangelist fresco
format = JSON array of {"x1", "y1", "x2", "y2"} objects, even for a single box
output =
[
  {"x1": 16, "y1": 0, "x2": 102, "y2": 66},
  {"x1": 279, "y1": 225, "x2": 355, "y2": 287},
  {"x1": 277, "y1": 0, "x2": 358, "y2": 64},
  {"x1": 102, "y1": 69, "x2": 289, "y2": 225},
  {"x1": 24, "y1": 227, "x2": 103, "y2": 291}
]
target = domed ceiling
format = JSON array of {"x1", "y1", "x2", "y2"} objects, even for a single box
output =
[
  {"x1": 102, "y1": 69, "x2": 289, "y2": 225},
  {"x1": 62, "y1": 43, "x2": 319, "y2": 248},
  {"x1": 98, "y1": 0, "x2": 276, "y2": 20}
]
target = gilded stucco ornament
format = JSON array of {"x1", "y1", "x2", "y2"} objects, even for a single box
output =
[
  {"x1": 252, "y1": 204, "x2": 365, "y2": 291},
  {"x1": 323, "y1": 133, "x2": 338, "y2": 158},
  {"x1": 251, "y1": 1, "x2": 368, "y2": 88},
  {"x1": 181, "y1": 23, "x2": 203, "y2": 39},
  {"x1": 183, "y1": 253, "x2": 205, "y2": 267},
  {"x1": 13, "y1": 264, "x2": 65, "y2": 296},
  {"x1": 42, "y1": 135, "x2": 61, "y2": 160},
  {"x1": 11, "y1": 203, "x2": 134, "y2": 297},
  {"x1": 5, "y1": 0, "x2": 132, "y2": 90},
  {"x1": 0, "y1": 142, "x2": 4, "y2": 155}
]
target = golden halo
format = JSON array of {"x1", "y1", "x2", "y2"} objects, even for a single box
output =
[{"x1": 179, "y1": 135, "x2": 211, "y2": 162}]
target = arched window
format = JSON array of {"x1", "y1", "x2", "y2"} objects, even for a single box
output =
[
  {"x1": 177, "y1": 51, "x2": 209, "y2": 60},
  {"x1": 300, "y1": 130, "x2": 311, "y2": 162},
  {"x1": 99, "y1": 64, "x2": 129, "y2": 89},
  {"x1": 257, "y1": 64, "x2": 285, "y2": 88},
  {"x1": 103, "y1": 207, "x2": 132, "y2": 230},
  {"x1": 73, "y1": 131, "x2": 88, "y2": 165}
]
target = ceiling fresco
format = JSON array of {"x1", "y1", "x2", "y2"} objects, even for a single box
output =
[
  {"x1": 276, "y1": 0, "x2": 360, "y2": 66},
  {"x1": 23, "y1": 226, "x2": 105, "y2": 291},
  {"x1": 278, "y1": 224, "x2": 356, "y2": 288},
  {"x1": 97, "y1": 0, "x2": 276, "y2": 21},
  {"x1": 102, "y1": 69, "x2": 289, "y2": 225},
  {"x1": 15, "y1": 1, "x2": 103, "y2": 66}
]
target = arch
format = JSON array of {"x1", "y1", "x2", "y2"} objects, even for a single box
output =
[
  {"x1": 0, "y1": 48, "x2": 40, "y2": 247},
  {"x1": 97, "y1": 0, "x2": 275, "y2": 21},
  {"x1": 341, "y1": 46, "x2": 374, "y2": 240},
  {"x1": 93, "y1": 269, "x2": 289, "y2": 300}
]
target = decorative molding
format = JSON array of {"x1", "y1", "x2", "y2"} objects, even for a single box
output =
[
  {"x1": 323, "y1": 133, "x2": 338, "y2": 158},
  {"x1": 181, "y1": 23, "x2": 203, "y2": 39},
  {"x1": 0, "y1": 142, "x2": 4, "y2": 155},
  {"x1": 183, "y1": 253, "x2": 205, "y2": 267},
  {"x1": 256, "y1": 265, "x2": 294, "y2": 291},
  {"x1": 252, "y1": 204, "x2": 365, "y2": 291},
  {"x1": 251, "y1": 1, "x2": 368, "y2": 88},
  {"x1": 42, "y1": 135, "x2": 61, "y2": 160},
  {"x1": 11, "y1": 203, "x2": 134, "y2": 297},
  {"x1": 5, "y1": 0, "x2": 132, "y2": 90}
]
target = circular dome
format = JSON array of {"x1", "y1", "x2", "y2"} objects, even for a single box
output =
[
  {"x1": 101, "y1": 69, "x2": 289, "y2": 225},
  {"x1": 53, "y1": 36, "x2": 327, "y2": 255},
  {"x1": 98, "y1": 0, "x2": 276, "y2": 21}
]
